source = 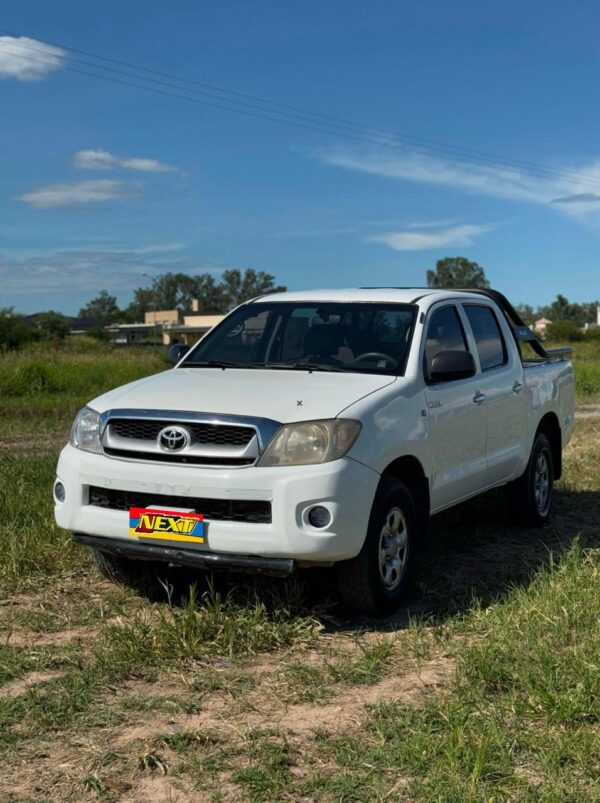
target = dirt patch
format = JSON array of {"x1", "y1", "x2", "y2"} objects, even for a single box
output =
[
  {"x1": 575, "y1": 405, "x2": 600, "y2": 419},
  {"x1": 276, "y1": 655, "x2": 453, "y2": 735},
  {"x1": 118, "y1": 774, "x2": 208, "y2": 803},
  {"x1": 1, "y1": 623, "x2": 100, "y2": 648},
  {"x1": 110, "y1": 653, "x2": 453, "y2": 749},
  {"x1": 0, "y1": 670, "x2": 64, "y2": 699}
]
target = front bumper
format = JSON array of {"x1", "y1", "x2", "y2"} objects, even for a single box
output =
[
  {"x1": 74, "y1": 534, "x2": 296, "y2": 576},
  {"x1": 55, "y1": 445, "x2": 379, "y2": 564}
]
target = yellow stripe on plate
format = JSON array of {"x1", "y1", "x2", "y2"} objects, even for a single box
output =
[{"x1": 128, "y1": 529, "x2": 204, "y2": 544}]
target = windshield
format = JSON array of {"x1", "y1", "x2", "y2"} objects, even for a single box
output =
[{"x1": 181, "y1": 301, "x2": 416, "y2": 375}]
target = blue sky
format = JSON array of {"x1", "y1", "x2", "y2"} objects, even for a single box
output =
[{"x1": 1, "y1": 0, "x2": 600, "y2": 315}]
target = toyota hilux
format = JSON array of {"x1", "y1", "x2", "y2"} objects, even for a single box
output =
[{"x1": 54, "y1": 288, "x2": 575, "y2": 615}]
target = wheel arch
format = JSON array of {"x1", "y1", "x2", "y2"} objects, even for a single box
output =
[
  {"x1": 536, "y1": 411, "x2": 562, "y2": 480},
  {"x1": 380, "y1": 455, "x2": 430, "y2": 526}
]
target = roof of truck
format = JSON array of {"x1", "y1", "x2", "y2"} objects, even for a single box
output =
[{"x1": 255, "y1": 287, "x2": 493, "y2": 305}]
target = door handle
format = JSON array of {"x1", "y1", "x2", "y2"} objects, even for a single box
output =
[
  {"x1": 512, "y1": 381, "x2": 524, "y2": 394},
  {"x1": 473, "y1": 391, "x2": 487, "y2": 404}
]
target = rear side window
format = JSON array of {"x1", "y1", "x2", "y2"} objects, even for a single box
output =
[
  {"x1": 425, "y1": 306, "x2": 468, "y2": 366},
  {"x1": 464, "y1": 305, "x2": 507, "y2": 371}
]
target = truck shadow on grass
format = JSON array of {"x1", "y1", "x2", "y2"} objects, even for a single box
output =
[
  {"x1": 335, "y1": 485, "x2": 600, "y2": 631},
  {"x1": 154, "y1": 486, "x2": 600, "y2": 631}
]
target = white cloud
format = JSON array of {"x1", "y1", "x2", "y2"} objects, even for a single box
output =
[
  {"x1": 368, "y1": 224, "x2": 493, "y2": 252},
  {"x1": 0, "y1": 247, "x2": 225, "y2": 294},
  {"x1": 552, "y1": 192, "x2": 600, "y2": 205},
  {"x1": 317, "y1": 147, "x2": 600, "y2": 216},
  {"x1": 0, "y1": 36, "x2": 65, "y2": 81},
  {"x1": 17, "y1": 180, "x2": 136, "y2": 209},
  {"x1": 73, "y1": 149, "x2": 177, "y2": 173}
]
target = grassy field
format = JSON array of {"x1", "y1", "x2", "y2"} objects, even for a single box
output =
[{"x1": 0, "y1": 339, "x2": 599, "y2": 800}]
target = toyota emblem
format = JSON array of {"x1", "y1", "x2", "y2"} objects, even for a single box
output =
[{"x1": 158, "y1": 425, "x2": 190, "y2": 452}]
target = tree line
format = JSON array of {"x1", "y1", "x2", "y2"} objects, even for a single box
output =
[
  {"x1": 79, "y1": 268, "x2": 287, "y2": 323},
  {"x1": 1, "y1": 258, "x2": 598, "y2": 348}
]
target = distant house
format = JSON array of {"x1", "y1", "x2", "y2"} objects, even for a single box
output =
[
  {"x1": 23, "y1": 313, "x2": 104, "y2": 335},
  {"x1": 583, "y1": 304, "x2": 600, "y2": 332},
  {"x1": 68, "y1": 316, "x2": 105, "y2": 335},
  {"x1": 144, "y1": 309, "x2": 181, "y2": 326},
  {"x1": 106, "y1": 301, "x2": 225, "y2": 346},
  {"x1": 533, "y1": 317, "x2": 552, "y2": 336},
  {"x1": 106, "y1": 322, "x2": 161, "y2": 345},
  {"x1": 162, "y1": 314, "x2": 225, "y2": 346}
]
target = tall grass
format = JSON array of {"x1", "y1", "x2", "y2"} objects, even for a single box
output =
[
  {"x1": 0, "y1": 343, "x2": 166, "y2": 435},
  {"x1": 547, "y1": 339, "x2": 600, "y2": 401},
  {"x1": 0, "y1": 455, "x2": 84, "y2": 591}
]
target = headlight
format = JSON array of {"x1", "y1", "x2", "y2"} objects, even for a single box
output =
[
  {"x1": 258, "y1": 419, "x2": 361, "y2": 467},
  {"x1": 69, "y1": 407, "x2": 102, "y2": 454}
]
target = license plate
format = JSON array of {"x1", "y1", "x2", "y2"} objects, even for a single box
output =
[{"x1": 128, "y1": 507, "x2": 204, "y2": 543}]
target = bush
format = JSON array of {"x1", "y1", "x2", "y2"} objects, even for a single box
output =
[
  {"x1": 544, "y1": 320, "x2": 584, "y2": 342},
  {"x1": 0, "y1": 316, "x2": 36, "y2": 350}
]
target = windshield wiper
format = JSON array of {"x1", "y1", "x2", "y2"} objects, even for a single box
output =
[
  {"x1": 265, "y1": 362, "x2": 350, "y2": 373},
  {"x1": 182, "y1": 360, "x2": 261, "y2": 369},
  {"x1": 183, "y1": 360, "x2": 350, "y2": 372}
]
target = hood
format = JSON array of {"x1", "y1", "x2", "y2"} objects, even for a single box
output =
[{"x1": 90, "y1": 367, "x2": 396, "y2": 423}]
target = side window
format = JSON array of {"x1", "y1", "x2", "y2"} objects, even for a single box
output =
[
  {"x1": 464, "y1": 305, "x2": 507, "y2": 371},
  {"x1": 425, "y1": 306, "x2": 468, "y2": 372}
]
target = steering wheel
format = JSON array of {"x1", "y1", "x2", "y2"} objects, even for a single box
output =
[{"x1": 349, "y1": 352, "x2": 399, "y2": 369}]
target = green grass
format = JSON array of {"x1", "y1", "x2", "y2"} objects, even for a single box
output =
[
  {"x1": 307, "y1": 546, "x2": 600, "y2": 801},
  {"x1": 547, "y1": 339, "x2": 600, "y2": 402},
  {"x1": 0, "y1": 341, "x2": 165, "y2": 437},
  {"x1": 0, "y1": 343, "x2": 599, "y2": 799},
  {"x1": 0, "y1": 454, "x2": 84, "y2": 591}
]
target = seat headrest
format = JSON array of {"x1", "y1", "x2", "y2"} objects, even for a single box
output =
[{"x1": 304, "y1": 324, "x2": 343, "y2": 356}]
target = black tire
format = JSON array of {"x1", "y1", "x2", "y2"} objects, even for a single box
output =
[
  {"x1": 506, "y1": 431, "x2": 555, "y2": 527},
  {"x1": 91, "y1": 548, "x2": 165, "y2": 596},
  {"x1": 335, "y1": 480, "x2": 422, "y2": 617}
]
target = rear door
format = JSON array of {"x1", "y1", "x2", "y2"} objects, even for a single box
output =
[
  {"x1": 460, "y1": 302, "x2": 527, "y2": 484},
  {"x1": 423, "y1": 303, "x2": 488, "y2": 512}
]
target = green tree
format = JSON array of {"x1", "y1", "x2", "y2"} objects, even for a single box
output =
[
  {"x1": 538, "y1": 294, "x2": 596, "y2": 326},
  {"x1": 220, "y1": 269, "x2": 286, "y2": 309},
  {"x1": 514, "y1": 303, "x2": 536, "y2": 324},
  {"x1": 79, "y1": 290, "x2": 120, "y2": 322},
  {"x1": 36, "y1": 311, "x2": 70, "y2": 340},
  {"x1": 426, "y1": 257, "x2": 490, "y2": 289},
  {"x1": 0, "y1": 309, "x2": 36, "y2": 350},
  {"x1": 123, "y1": 268, "x2": 286, "y2": 320}
]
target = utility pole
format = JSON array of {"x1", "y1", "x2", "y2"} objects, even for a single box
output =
[{"x1": 142, "y1": 273, "x2": 158, "y2": 345}]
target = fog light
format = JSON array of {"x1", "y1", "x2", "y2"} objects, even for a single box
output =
[
  {"x1": 307, "y1": 505, "x2": 331, "y2": 528},
  {"x1": 54, "y1": 481, "x2": 66, "y2": 503}
]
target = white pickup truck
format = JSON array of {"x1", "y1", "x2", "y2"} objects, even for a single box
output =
[{"x1": 54, "y1": 288, "x2": 575, "y2": 615}]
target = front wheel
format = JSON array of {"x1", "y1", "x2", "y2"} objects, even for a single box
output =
[
  {"x1": 335, "y1": 481, "x2": 421, "y2": 617},
  {"x1": 506, "y1": 431, "x2": 555, "y2": 527},
  {"x1": 91, "y1": 548, "x2": 164, "y2": 596}
]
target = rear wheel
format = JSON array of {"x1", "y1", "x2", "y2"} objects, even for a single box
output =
[
  {"x1": 335, "y1": 481, "x2": 421, "y2": 617},
  {"x1": 506, "y1": 431, "x2": 555, "y2": 527}
]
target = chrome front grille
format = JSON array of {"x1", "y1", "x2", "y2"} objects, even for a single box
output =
[
  {"x1": 110, "y1": 418, "x2": 255, "y2": 447},
  {"x1": 99, "y1": 409, "x2": 281, "y2": 468}
]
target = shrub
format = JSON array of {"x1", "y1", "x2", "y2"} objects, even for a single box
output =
[
  {"x1": 545, "y1": 320, "x2": 584, "y2": 342},
  {"x1": 0, "y1": 316, "x2": 36, "y2": 350}
]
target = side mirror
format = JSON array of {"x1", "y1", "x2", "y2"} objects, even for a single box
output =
[
  {"x1": 167, "y1": 343, "x2": 190, "y2": 366},
  {"x1": 429, "y1": 350, "x2": 475, "y2": 383}
]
